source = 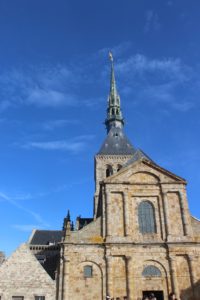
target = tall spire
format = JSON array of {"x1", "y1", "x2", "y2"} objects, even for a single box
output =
[{"x1": 105, "y1": 52, "x2": 124, "y2": 133}]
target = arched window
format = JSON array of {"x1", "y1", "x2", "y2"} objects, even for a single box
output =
[
  {"x1": 117, "y1": 164, "x2": 122, "y2": 172},
  {"x1": 112, "y1": 108, "x2": 115, "y2": 115},
  {"x1": 142, "y1": 265, "x2": 161, "y2": 277},
  {"x1": 106, "y1": 165, "x2": 113, "y2": 177},
  {"x1": 138, "y1": 201, "x2": 156, "y2": 234}
]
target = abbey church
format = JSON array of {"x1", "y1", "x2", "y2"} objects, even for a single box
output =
[{"x1": 0, "y1": 56, "x2": 200, "y2": 300}]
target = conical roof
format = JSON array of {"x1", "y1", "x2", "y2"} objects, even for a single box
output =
[{"x1": 98, "y1": 127, "x2": 136, "y2": 155}]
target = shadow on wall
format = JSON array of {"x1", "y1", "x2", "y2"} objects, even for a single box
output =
[
  {"x1": 33, "y1": 246, "x2": 60, "y2": 280},
  {"x1": 181, "y1": 279, "x2": 200, "y2": 300}
]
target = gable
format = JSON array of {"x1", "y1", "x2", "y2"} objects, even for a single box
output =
[
  {"x1": 128, "y1": 171, "x2": 159, "y2": 183},
  {"x1": 0, "y1": 243, "x2": 55, "y2": 288},
  {"x1": 104, "y1": 158, "x2": 186, "y2": 184}
]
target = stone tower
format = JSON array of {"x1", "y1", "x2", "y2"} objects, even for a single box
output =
[{"x1": 94, "y1": 53, "x2": 147, "y2": 217}]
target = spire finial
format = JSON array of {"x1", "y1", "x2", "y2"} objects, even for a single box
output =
[
  {"x1": 62, "y1": 209, "x2": 71, "y2": 231},
  {"x1": 105, "y1": 52, "x2": 124, "y2": 133},
  {"x1": 109, "y1": 51, "x2": 113, "y2": 62},
  {"x1": 67, "y1": 209, "x2": 71, "y2": 221}
]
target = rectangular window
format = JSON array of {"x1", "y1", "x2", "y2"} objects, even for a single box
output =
[
  {"x1": 35, "y1": 297, "x2": 45, "y2": 300},
  {"x1": 84, "y1": 265, "x2": 92, "y2": 278},
  {"x1": 12, "y1": 297, "x2": 24, "y2": 300}
]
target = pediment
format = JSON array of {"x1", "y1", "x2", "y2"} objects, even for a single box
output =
[
  {"x1": 104, "y1": 158, "x2": 186, "y2": 184},
  {"x1": 0, "y1": 243, "x2": 54, "y2": 284},
  {"x1": 128, "y1": 171, "x2": 159, "y2": 183}
]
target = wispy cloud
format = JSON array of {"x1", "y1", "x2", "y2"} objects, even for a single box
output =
[
  {"x1": 24, "y1": 140, "x2": 86, "y2": 152},
  {"x1": 0, "y1": 192, "x2": 49, "y2": 229},
  {"x1": 116, "y1": 54, "x2": 189, "y2": 81},
  {"x1": 0, "y1": 45, "x2": 198, "y2": 115},
  {"x1": 112, "y1": 52, "x2": 198, "y2": 112},
  {"x1": 98, "y1": 41, "x2": 132, "y2": 58},
  {"x1": 21, "y1": 134, "x2": 94, "y2": 153},
  {"x1": 27, "y1": 88, "x2": 77, "y2": 107},
  {"x1": 43, "y1": 119, "x2": 79, "y2": 131},
  {"x1": 12, "y1": 224, "x2": 39, "y2": 232},
  {"x1": 0, "y1": 64, "x2": 84, "y2": 110},
  {"x1": 167, "y1": 1, "x2": 173, "y2": 6},
  {"x1": 0, "y1": 61, "x2": 107, "y2": 111},
  {"x1": 144, "y1": 10, "x2": 161, "y2": 33},
  {"x1": 137, "y1": 83, "x2": 195, "y2": 112}
]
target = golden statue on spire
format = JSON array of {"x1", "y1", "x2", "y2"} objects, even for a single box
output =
[{"x1": 109, "y1": 51, "x2": 113, "y2": 62}]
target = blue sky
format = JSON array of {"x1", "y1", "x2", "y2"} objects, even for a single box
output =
[{"x1": 0, "y1": 0, "x2": 200, "y2": 255}]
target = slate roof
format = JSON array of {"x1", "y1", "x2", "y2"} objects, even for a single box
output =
[
  {"x1": 98, "y1": 127, "x2": 136, "y2": 155},
  {"x1": 76, "y1": 217, "x2": 93, "y2": 230},
  {"x1": 124, "y1": 149, "x2": 153, "y2": 167},
  {"x1": 29, "y1": 230, "x2": 63, "y2": 245}
]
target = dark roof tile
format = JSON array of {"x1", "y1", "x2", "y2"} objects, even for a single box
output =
[
  {"x1": 29, "y1": 230, "x2": 63, "y2": 245},
  {"x1": 98, "y1": 127, "x2": 136, "y2": 155}
]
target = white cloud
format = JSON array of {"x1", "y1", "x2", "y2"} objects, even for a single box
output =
[
  {"x1": 27, "y1": 88, "x2": 77, "y2": 107},
  {"x1": 98, "y1": 41, "x2": 132, "y2": 58},
  {"x1": 134, "y1": 82, "x2": 195, "y2": 112},
  {"x1": 0, "y1": 192, "x2": 48, "y2": 227},
  {"x1": 21, "y1": 134, "x2": 94, "y2": 153},
  {"x1": 116, "y1": 54, "x2": 189, "y2": 81},
  {"x1": 25, "y1": 140, "x2": 85, "y2": 152},
  {"x1": 0, "y1": 64, "x2": 81, "y2": 109},
  {"x1": 144, "y1": 10, "x2": 161, "y2": 33},
  {"x1": 0, "y1": 46, "x2": 198, "y2": 115},
  {"x1": 167, "y1": 1, "x2": 173, "y2": 6},
  {"x1": 12, "y1": 224, "x2": 39, "y2": 232},
  {"x1": 43, "y1": 119, "x2": 79, "y2": 130},
  {"x1": 113, "y1": 53, "x2": 197, "y2": 112}
]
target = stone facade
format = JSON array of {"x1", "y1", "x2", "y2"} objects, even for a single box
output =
[
  {"x1": 58, "y1": 158, "x2": 200, "y2": 300},
  {"x1": 0, "y1": 243, "x2": 56, "y2": 300},
  {"x1": 0, "y1": 251, "x2": 5, "y2": 266},
  {"x1": 56, "y1": 56, "x2": 200, "y2": 300}
]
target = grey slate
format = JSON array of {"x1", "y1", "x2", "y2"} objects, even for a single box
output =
[
  {"x1": 98, "y1": 127, "x2": 136, "y2": 155},
  {"x1": 29, "y1": 230, "x2": 63, "y2": 245},
  {"x1": 124, "y1": 149, "x2": 153, "y2": 167}
]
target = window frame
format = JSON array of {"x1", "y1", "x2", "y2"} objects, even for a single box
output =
[
  {"x1": 138, "y1": 200, "x2": 156, "y2": 234},
  {"x1": 35, "y1": 296, "x2": 45, "y2": 300},
  {"x1": 142, "y1": 265, "x2": 162, "y2": 278},
  {"x1": 83, "y1": 265, "x2": 93, "y2": 278}
]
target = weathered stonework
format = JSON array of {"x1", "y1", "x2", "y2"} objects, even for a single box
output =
[
  {"x1": 0, "y1": 243, "x2": 56, "y2": 300},
  {"x1": 0, "y1": 251, "x2": 5, "y2": 266},
  {"x1": 58, "y1": 158, "x2": 200, "y2": 300}
]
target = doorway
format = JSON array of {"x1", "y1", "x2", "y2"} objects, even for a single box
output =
[{"x1": 143, "y1": 290, "x2": 164, "y2": 300}]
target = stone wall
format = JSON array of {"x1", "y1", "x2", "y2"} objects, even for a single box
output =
[
  {"x1": 94, "y1": 155, "x2": 133, "y2": 216},
  {"x1": 0, "y1": 243, "x2": 56, "y2": 300},
  {"x1": 59, "y1": 244, "x2": 105, "y2": 300},
  {"x1": 59, "y1": 159, "x2": 200, "y2": 300},
  {"x1": 0, "y1": 252, "x2": 5, "y2": 265}
]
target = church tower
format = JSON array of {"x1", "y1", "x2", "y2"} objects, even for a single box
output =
[
  {"x1": 94, "y1": 54, "x2": 138, "y2": 216},
  {"x1": 94, "y1": 53, "x2": 149, "y2": 217}
]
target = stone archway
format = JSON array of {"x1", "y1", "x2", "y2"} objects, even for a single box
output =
[
  {"x1": 136, "y1": 260, "x2": 169, "y2": 300},
  {"x1": 69, "y1": 261, "x2": 103, "y2": 300}
]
